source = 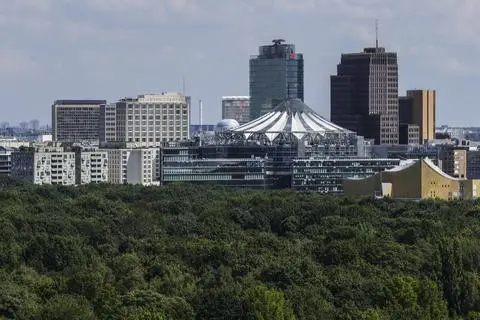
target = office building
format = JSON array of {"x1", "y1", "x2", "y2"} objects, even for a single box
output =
[
  {"x1": 222, "y1": 96, "x2": 250, "y2": 124},
  {"x1": 399, "y1": 124, "x2": 420, "y2": 145},
  {"x1": 292, "y1": 158, "x2": 400, "y2": 194},
  {"x1": 467, "y1": 151, "x2": 480, "y2": 179},
  {"x1": 160, "y1": 99, "x2": 392, "y2": 194},
  {"x1": 105, "y1": 148, "x2": 160, "y2": 185},
  {"x1": 331, "y1": 46, "x2": 399, "y2": 144},
  {"x1": 100, "y1": 92, "x2": 189, "y2": 148},
  {"x1": 439, "y1": 146, "x2": 468, "y2": 179},
  {"x1": 249, "y1": 39, "x2": 304, "y2": 119},
  {"x1": 52, "y1": 100, "x2": 106, "y2": 143},
  {"x1": 344, "y1": 158, "x2": 480, "y2": 200},
  {"x1": 399, "y1": 90, "x2": 436, "y2": 144}
]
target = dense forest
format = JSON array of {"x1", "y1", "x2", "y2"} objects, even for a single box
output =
[{"x1": 1, "y1": 179, "x2": 480, "y2": 319}]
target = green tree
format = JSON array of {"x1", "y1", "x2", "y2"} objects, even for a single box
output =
[
  {"x1": 244, "y1": 284, "x2": 295, "y2": 320},
  {"x1": 38, "y1": 294, "x2": 96, "y2": 320}
]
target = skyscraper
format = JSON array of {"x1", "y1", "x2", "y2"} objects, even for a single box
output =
[
  {"x1": 330, "y1": 46, "x2": 399, "y2": 144},
  {"x1": 222, "y1": 96, "x2": 250, "y2": 124},
  {"x1": 249, "y1": 39, "x2": 304, "y2": 120},
  {"x1": 399, "y1": 89, "x2": 436, "y2": 144}
]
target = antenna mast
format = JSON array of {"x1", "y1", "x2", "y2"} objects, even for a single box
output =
[
  {"x1": 182, "y1": 76, "x2": 185, "y2": 94},
  {"x1": 375, "y1": 19, "x2": 379, "y2": 49}
]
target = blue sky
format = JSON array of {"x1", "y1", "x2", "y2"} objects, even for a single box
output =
[{"x1": 1, "y1": 0, "x2": 479, "y2": 126}]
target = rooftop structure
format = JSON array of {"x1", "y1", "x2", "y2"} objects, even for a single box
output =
[
  {"x1": 344, "y1": 158, "x2": 480, "y2": 200},
  {"x1": 215, "y1": 119, "x2": 240, "y2": 132},
  {"x1": 223, "y1": 99, "x2": 353, "y2": 144}
]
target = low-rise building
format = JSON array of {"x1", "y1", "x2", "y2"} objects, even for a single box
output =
[
  {"x1": 439, "y1": 146, "x2": 468, "y2": 179},
  {"x1": 344, "y1": 158, "x2": 480, "y2": 200},
  {"x1": 12, "y1": 143, "x2": 76, "y2": 185},
  {"x1": 0, "y1": 147, "x2": 12, "y2": 177},
  {"x1": 292, "y1": 158, "x2": 401, "y2": 194},
  {"x1": 0, "y1": 139, "x2": 30, "y2": 149},
  {"x1": 75, "y1": 149, "x2": 108, "y2": 184},
  {"x1": 11, "y1": 143, "x2": 108, "y2": 185},
  {"x1": 105, "y1": 148, "x2": 160, "y2": 185}
]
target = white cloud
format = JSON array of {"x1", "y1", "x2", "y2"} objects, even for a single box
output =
[{"x1": 0, "y1": 0, "x2": 480, "y2": 125}]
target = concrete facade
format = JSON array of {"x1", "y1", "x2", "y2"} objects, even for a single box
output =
[
  {"x1": 12, "y1": 146, "x2": 76, "y2": 185},
  {"x1": 75, "y1": 150, "x2": 108, "y2": 184},
  {"x1": 52, "y1": 100, "x2": 106, "y2": 143},
  {"x1": 105, "y1": 148, "x2": 160, "y2": 185},
  {"x1": 100, "y1": 93, "x2": 190, "y2": 148}
]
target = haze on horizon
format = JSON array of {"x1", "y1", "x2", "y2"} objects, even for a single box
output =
[{"x1": 0, "y1": 0, "x2": 478, "y2": 127}]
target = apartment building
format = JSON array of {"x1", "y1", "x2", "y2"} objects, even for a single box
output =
[
  {"x1": 11, "y1": 143, "x2": 108, "y2": 185},
  {"x1": 100, "y1": 93, "x2": 190, "y2": 148},
  {"x1": 12, "y1": 143, "x2": 76, "y2": 185},
  {"x1": 105, "y1": 148, "x2": 160, "y2": 185},
  {"x1": 0, "y1": 147, "x2": 12, "y2": 177},
  {"x1": 439, "y1": 146, "x2": 468, "y2": 179},
  {"x1": 75, "y1": 149, "x2": 108, "y2": 184}
]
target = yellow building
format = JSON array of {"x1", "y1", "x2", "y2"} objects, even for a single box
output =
[
  {"x1": 343, "y1": 158, "x2": 480, "y2": 200},
  {"x1": 408, "y1": 89, "x2": 436, "y2": 143}
]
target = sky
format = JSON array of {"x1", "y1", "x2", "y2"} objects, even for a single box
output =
[{"x1": 1, "y1": 0, "x2": 479, "y2": 127}]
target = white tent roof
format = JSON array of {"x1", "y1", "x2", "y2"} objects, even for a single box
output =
[{"x1": 231, "y1": 99, "x2": 352, "y2": 141}]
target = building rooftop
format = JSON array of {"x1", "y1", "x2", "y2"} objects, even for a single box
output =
[{"x1": 231, "y1": 99, "x2": 352, "y2": 141}]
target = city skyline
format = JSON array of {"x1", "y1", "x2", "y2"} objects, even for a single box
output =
[{"x1": 0, "y1": 0, "x2": 478, "y2": 126}]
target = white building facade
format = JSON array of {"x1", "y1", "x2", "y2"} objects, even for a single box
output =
[
  {"x1": 12, "y1": 144, "x2": 76, "y2": 185},
  {"x1": 105, "y1": 148, "x2": 160, "y2": 185},
  {"x1": 100, "y1": 92, "x2": 190, "y2": 148},
  {"x1": 11, "y1": 143, "x2": 109, "y2": 185},
  {"x1": 77, "y1": 151, "x2": 108, "y2": 184}
]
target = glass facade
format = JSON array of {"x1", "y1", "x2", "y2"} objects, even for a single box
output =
[
  {"x1": 161, "y1": 146, "x2": 268, "y2": 188},
  {"x1": 292, "y1": 158, "x2": 401, "y2": 194},
  {"x1": 330, "y1": 47, "x2": 399, "y2": 144},
  {"x1": 249, "y1": 40, "x2": 304, "y2": 120},
  {"x1": 52, "y1": 100, "x2": 106, "y2": 143},
  {"x1": 159, "y1": 140, "x2": 393, "y2": 193}
]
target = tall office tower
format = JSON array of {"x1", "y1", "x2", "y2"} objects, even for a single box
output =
[
  {"x1": 222, "y1": 96, "x2": 250, "y2": 124},
  {"x1": 99, "y1": 92, "x2": 190, "y2": 148},
  {"x1": 330, "y1": 46, "x2": 399, "y2": 144},
  {"x1": 52, "y1": 100, "x2": 106, "y2": 143},
  {"x1": 399, "y1": 89, "x2": 436, "y2": 144},
  {"x1": 249, "y1": 39, "x2": 304, "y2": 120}
]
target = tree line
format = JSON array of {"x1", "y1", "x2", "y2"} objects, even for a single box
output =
[{"x1": 1, "y1": 178, "x2": 480, "y2": 319}]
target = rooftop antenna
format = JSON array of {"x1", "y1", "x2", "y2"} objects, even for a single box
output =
[
  {"x1": 182, "y1": 76, "x2": 185, "y2": 94},
  {"x1": 375, "y1": 19, "x2": 379, "y2": 49},
  {"x1": 198, "y1": 99, "x2": 203, "y2": 146}
]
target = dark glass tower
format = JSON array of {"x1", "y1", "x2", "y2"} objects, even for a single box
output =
[
  {"x1": 249, "y1": 39, "x2": 304, "y2": 120},
  {"x1": 330, "y1": 46, "x2": 399, "y2": 145}
]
